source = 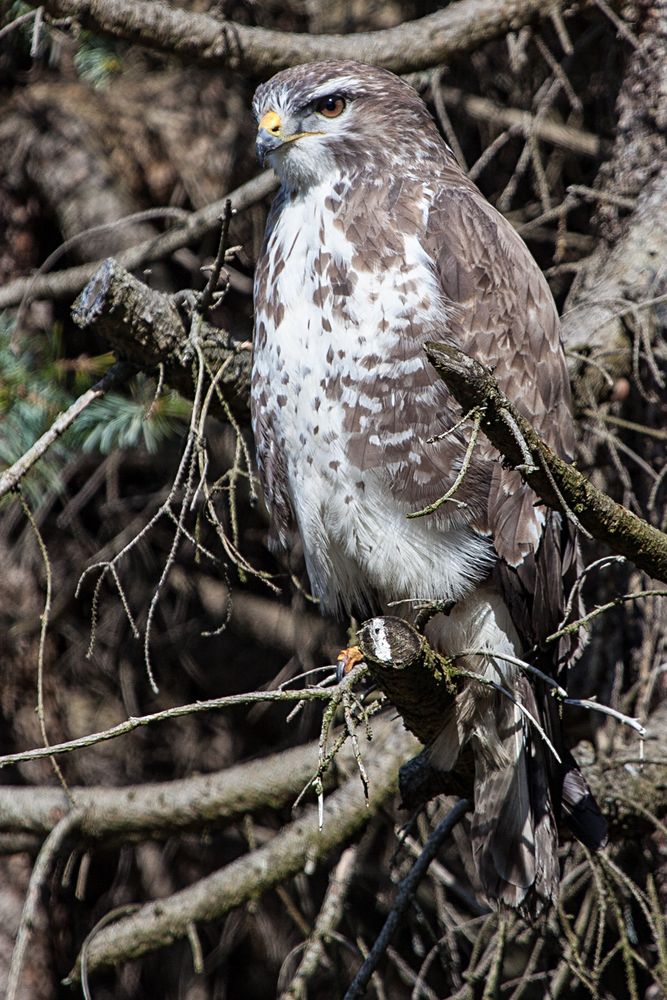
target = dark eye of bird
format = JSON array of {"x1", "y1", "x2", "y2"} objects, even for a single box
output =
[{"x1": 315, "y1": 95, "x2": 346, "y2": 118}]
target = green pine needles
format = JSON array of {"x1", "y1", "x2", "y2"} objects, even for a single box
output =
[{"x1": 0, "y1": 315, "x2": 190, "y2": 505}]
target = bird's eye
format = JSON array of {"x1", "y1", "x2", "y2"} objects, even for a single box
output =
[{"x1": 315, "y1": 95, "x2": 346, "y2": 119}]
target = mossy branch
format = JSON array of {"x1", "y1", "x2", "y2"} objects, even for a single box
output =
[
  {"x1": 356, "y1": 616, "x2": 459, "y2": 747},
  {"x1": 424, "y1": 341, "x2": 667, "y2": 583}
]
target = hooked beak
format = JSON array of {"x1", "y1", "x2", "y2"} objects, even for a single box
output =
[
  {"x1": 255, "y1": 109, "x2": 323, "y2": 165},
  {"x1": 256, "y1": 110, "x2": 286, "y2": 165}
]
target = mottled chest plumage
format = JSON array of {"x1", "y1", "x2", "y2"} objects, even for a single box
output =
[{"x1": 251, "y1": 179, "x2": 494, "y2": 614}]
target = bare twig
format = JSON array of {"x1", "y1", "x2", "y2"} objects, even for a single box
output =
[
  {"x1": 0, "y1": 686, "x2": 346, "y2": 771},
  {"x1": 546, "y1": 588, "x2": 667, "y2": 645},
  {"x1": 343, "y1": 799, "x2": 470, "y2": 999},
  {"x1": 65, "y1": 724, "x2": 418, "y2": 982},
  {"x1": 423, "y1": 342, "x2": 667, "y2": 583},
  {"x1": 0, "y1": 8, "x2": 38, "y2": 39},
  {"x1": 6, "y1": 810, "x2": 82, "y2": 1000},
  {"x1": 198, "y1": 200, "x2": 233, "y2": 318},
  {"x1": 80, "y1": 905, "x2": 142, "y2": 1000},
  {"x1": 436, "y1": 86, "x2": 599, "y2": 157},
  {"x1": 581, "y1": 408, "x2": 667, "y2": 442},
  {"x1": 280, "y1": 846, "x2": 359, "y2": 1000},
  {"x1": 458, "y1": 646, "x2": 646, "y2": 738},
  {"x1": 563, "y1": 699, "x2": 646, "y2": 737},
  {"x1": 18, "y1": 493, "x2": 70, "y2": 795},
  {"x1": 0, "y1": 172, "x2": 277, "y2": 310},
  {"x1": 407, "y1": 406, "x2": 485, "y2": 516},
  {"x1": 0, "y1": 362, "x2": 132, "y2": 502}
]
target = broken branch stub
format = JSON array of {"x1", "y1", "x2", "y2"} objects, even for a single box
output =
[
  {"x1": 356, "y1": 616, "x2": 475, "y2": 804},
  {"x1": 72, "y1": 258, "x2": 251, "y2": 420},
  {"x1": 356, "y1": 616, "x2": 458, "y2": 747}
]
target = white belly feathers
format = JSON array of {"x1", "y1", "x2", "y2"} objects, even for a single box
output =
[{"x1": 252, "y1": 183, "x2": 494, "y2": 614}]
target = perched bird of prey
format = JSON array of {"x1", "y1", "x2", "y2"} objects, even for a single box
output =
[{"x1": 251, "y1": 61, "x2": 606, "y2": 908}]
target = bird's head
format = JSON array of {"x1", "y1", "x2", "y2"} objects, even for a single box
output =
[{"x1": 252, "y1": 60, "x2": 441, "y2": 191}]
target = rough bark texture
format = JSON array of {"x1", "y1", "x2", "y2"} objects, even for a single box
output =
[
  {"x1": 66, "y1": 721, "x2": 418, "y2": 981},
  {"x1": 72, "y1": 258, "x2": 252, "y2": 420},
  {"x1": 40, "y1": 0, "x2": 570, "y2": 74},
  {"x1": 1, "y1": 1, "x2": 665, "y2": 997},
  {"x1": 356, "y1": 617, "x2": 459, "y2": 747},
  {"x1": 424, "y1": 341, "x2": 667, "y2": 583},
  {"x1": 563, "y1": 162, "x2": 667, "y2": 403},
  {"x1": 0, "y1": 739, "x2": 329, "y2": 840},
  {"x1": 563, "y1": 0, "x2": 667, "y2": 403}
]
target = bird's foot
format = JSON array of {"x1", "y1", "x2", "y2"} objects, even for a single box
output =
[{"x1": 336, "y1": 645, "x2": 364, "y2": 680}]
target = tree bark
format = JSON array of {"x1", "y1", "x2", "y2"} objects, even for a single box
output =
[
  {"x1": 424, "y1": 341, "x2": 667, "y2": 583},
  {"x1": 71, "y1": 258, "x2": 251, "y2": 420},
  {"x1": 40, "y1": 0, "x2": 573, "y2": 74},
  {"x1": 562, "y1": 0, "x2": 667, "y2": 403},
  {"x1": 65, "y1": 721, "x2": 418, "y2": 981}
]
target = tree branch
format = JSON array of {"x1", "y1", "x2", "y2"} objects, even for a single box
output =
[
  {"x1": 562, "y1": 161, "x2": 667, "y2": 403},
  {"x1": 356, "y1": 616, "x2": 459, "y2": 748},
  {"x1": 65, "y1": 722, "x2": 419, "y2": 982},
  {"x1": 0, "y1": 686, "x2": 338, "y2": 772},
  {"x1": 6, "y1": 810, "x2": 82, "y2": 1000},
  {"x1": 424, "y1": 341, "x2": 667, "y2": 583},
  {"x1": 280, "y1": 845, "x2": 358, "y2": 1000},
  {"x1": 71, "y1": 257, "x2": 251, "y2": 420},
  {"x1": 562, "y1": 1, "x2": 667, "y2": 401},
  {"x1": 358, "y1": 615, "x2": 666, "y2": 834},
  {"x1": 0, "y1": 170, "x2": 276, "y2": 310},
  {"x1": 437, "y1": 86, "x2": 605, "y2": 159},
  {"x1": 0, "y1": 360, "x2": 132, "y2": 502},
  {"x1": 343, "y1": 799, "x2": 470, "y2": 1000},
  {"x1": 0, "y1": 739, "x2": 330, "y2": 840},
  {"x1": 38, "y1": 0, "x2": 572, "y2": 75}
]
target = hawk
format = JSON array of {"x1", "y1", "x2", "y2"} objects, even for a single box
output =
[{"x1": 250, "y1": 61, "x2": 606, "y2": 908}]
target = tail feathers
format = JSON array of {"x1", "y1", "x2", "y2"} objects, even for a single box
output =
[
  {"x1": 471, "y1": 741, "x2": 536, "y2": 906},
  {"x1": 430, "y1": 678, "x2": 561, "y2": 911},
  {"x1": 471, "y1": 684, "x2": 559, "y2": 911},
  {"x1": 561, "y1": 751, "x2": 608, "y2": 849}
]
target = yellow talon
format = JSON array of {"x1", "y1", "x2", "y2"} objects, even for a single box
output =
[{"x1": 336, "y1": 645, "x2": 364, "y2": 675}]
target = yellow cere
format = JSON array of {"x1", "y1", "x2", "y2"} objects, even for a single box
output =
[{"x1": 259, "y1": 110, "x2": 282, "y2": 134}]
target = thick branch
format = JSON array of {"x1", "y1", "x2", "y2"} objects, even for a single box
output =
[
  {"x1": 562, "y1": 162, "x2": 667, "y2": 402},
  {"x1": 0, "y1": 739, "x2": 326, "y2": 840},
  {"x1": 356, "y1": 617, "x2": 458, "y2": 747},
  {"x1": 424, "y1": 342, "x2": 667, "y2": 583},
  {"x1": 39, "y1": 0, "x2": 570, "y2": 74},
  {"x1": 359, "y1": 615, "x2": 666, "y2": 835},
  {"x1": 67, "y1": 722, "x2": 418, "y2": 981},
  {"x1": 71, "y1": 258, "x2": 251, "y2": 420}
]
